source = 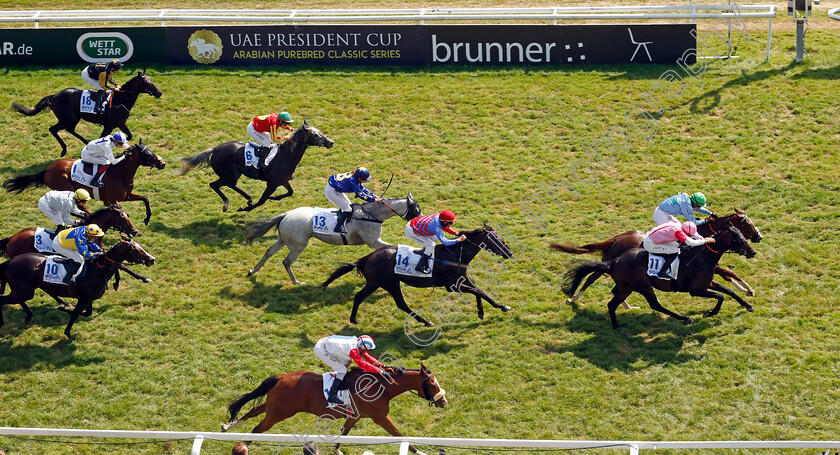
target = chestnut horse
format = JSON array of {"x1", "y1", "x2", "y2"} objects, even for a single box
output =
[
  {"x1": 0, "y1": 238, "x2": 155, "y2": 338},
  {"x1": 11, "y1": 71, "x2": 162, "y2": 156},
  {"x1": 551, "y1": 209, "x2": 762, "y2": 308},
  {"x1": 562, "y1": 223, "x2": 755, "y2": 329},
  {"x1": 221, "y1": 364, "x2": 446, "y2": 455},
  {"x1": 3, "y1": 140, "x2": 166, "y2": 225}
]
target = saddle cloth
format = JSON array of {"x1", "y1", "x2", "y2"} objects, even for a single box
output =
[
  {"x1": 33, "y1": 227, "x2": 56, "y2": 253},
  {"x1": 394, "y1": 244, "x2": 434, "y2": 277},
  {"x1": 312, "y1": 208, "x2": 342, "y2": 235},
  {"x1": 70, "y1": 159, "x2": 101, "y2": 187},
  {"x1": 43, "y1": 257, "x2": 72, "y2": 284},
  {"x1": 80, "y1": 90, "x2": 113, "y2": 114},
  {"x1": 321, "y1": 372, "x2": 350, "y2": 407},
  {"x1": 244, "y1": 143, "x2": 259, "y2": 168},
  {"x1": 647, "y1": 253, "x2": 680, "y2": 280}
]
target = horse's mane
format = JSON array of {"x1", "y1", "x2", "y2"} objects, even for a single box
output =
[
  {"x1": 461, "y1": 225, "x2": 491, "y2": 237},
  {"x1": 88, "y1": 204, "x2": 121, "y2": 219}
]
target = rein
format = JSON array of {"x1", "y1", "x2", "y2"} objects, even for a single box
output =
[{"x1": 370, "y1": 371, "x2": 441, "y2": 405}]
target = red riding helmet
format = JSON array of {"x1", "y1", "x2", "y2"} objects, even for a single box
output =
[{"x1": 439, "y1": 210, "x2": 457, "y2": 222}]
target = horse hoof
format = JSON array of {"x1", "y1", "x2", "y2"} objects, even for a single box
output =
[
  {"x1": 220, "y1": 423, "x2": 229, "y2": 432},
  {"x1": 565, "y1": 298, "x2": 575, "y2": 305},
  {"x1": 237, "y1": 206, "x2": 248, "y2": 212},
  {"x1": 746, "y1": 290, "x2": 755, "y2": 297},
  {"x1": 143, "y1": 278, "x2": 152, "y2": 283},
  {"x1": 247, "y1": 269, "x2": 254, "y2": 277},
  {"x1": 746, "y1": 306, "x2": 754, "y2": 313},
  {"x1": 424, "y1": 320, "x2": 435, "y2": 327},
  {"x1": 222, "y1": 202, "x2": 230, "y2": 212},
  {"x1": 415, "y1": 451, "x2": 427, "y2": 455},
  {"x1": 293, "y1": 281, "x2": 306, "y2": 285},
  {"x1": 702, "y1": 311, "x2": 714, "y2": 318},
  {"x1": 477, "y1": 311, "x2": 484, "y2": 320},
  {"x1": 683, "y1": 317, "x2": 694, "y2": 325},
  {"x1": 501, "y1": 305, "x2": 511, "y2": 312}
]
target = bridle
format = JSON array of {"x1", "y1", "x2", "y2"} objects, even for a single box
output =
[{"x1": 369, "y1": 370, "x2": 445, "y2": 406}]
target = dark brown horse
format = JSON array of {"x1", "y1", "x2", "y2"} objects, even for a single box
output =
[
  {"x1": 11, "y1": 71, "x2": 162, "y2": 156},
  {"x1": 0, "y1": 238, "x2": 155, "y2": 338},
  {"x1": 175, "y1": 121, "x2": 334, "y2": 212},
  {"x1": 221, "y1": 364, "x2": 446, "y2": 455},
  {"x1": 321, "y1": 224, "x2": 513, "y2": 326},
  {"x1": 551, "y1": 209, "x2": 762, "y2": 308},
  {"x1": 562, "y1": 223, "x2": 755, "y2": 329},
  {"x1": 3, "y1": 140, "x2": 166, "y2": 225}
]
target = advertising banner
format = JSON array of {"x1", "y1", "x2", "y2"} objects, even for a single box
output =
[{"x1": 0, "y1": 27, "x2": 165, "y2": 65}]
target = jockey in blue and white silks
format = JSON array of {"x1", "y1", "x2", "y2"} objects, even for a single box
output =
[
  {"x1": 324, "y1": 167, "x2": 380, "y2": 234},
  {"x1": 405, "y1": 211, "x2": 466, "y2": 273},
  {"x1": 653, "y1": 192, "x2": 716, "y2": 226}
]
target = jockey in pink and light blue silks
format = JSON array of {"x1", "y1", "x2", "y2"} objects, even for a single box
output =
[
  {"x1": 314, "y1": 335, "x2": 392, "y2": 405},
  {"x1": 642, "y1": 220, "x2": 715, "y2": 279},
  {"x1": 405, "y1": 211, "x2": 466, "y2": 274}
]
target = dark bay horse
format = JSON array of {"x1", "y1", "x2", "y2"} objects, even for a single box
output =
[
  {"x1": 551, "y1": 209, "x2": 762, "y2": 308},
  {"x1": 0, "y1": 238, "x2": 155, "y2": 338},
  {"x1": 221, "y1": 364, "x2": 446, "y2": 455},
  {"x1": 12, "y1": 71, "x2": 162, "y2": 156},
  {"x1": 176, "y1": 121, "x2": 334, "y2": 212},
  {"x1": 561, "y1": 223, "x2": 755, "y2": 329},
  {"x1": 321, "y1": 224, "x2": 514, "y2": 326},
  {"x1": 3, "y1": 140, "x2": 166, "y2": 225}
]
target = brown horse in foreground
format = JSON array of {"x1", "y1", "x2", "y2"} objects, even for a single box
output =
[
  {"x1": 3, "y1": 140, "x2": 166, "y2": 225},
  {"x1": 221, "y1": 365, "x2": 446, "y2": 455},
  {"x1": 551, "y1": 209, "x2": 762, "y2": 308}
]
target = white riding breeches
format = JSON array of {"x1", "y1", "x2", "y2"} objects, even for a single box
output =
[
  {"x1": 314, "y1": 339, "x2": 349, "y2": 380},
  {"x1": 653, "y1": 207, "x2": 679, "y2": 225},
  {"x1": 405, "y1": 223, "x2": 436, "y2": 255},
  {"x1": 39, "y1": 197, "x2": 70, "y2": 225},
  {"x1": 81, "y1": 69, "x2": 102, "y2": 90},
  {"x1": 324, "y1": 184, "x2": 352, "y2": 213},
  {"x1": 246, "y1": 123, "x2": 273, "y2": 146},
  {"x1": 51, "y1": 242, "x2": 87, "y2": 280},
  {"x1": 80, "y1": 149, "x2": 111, "y2": 166},
  {"x1": 643, "y1": 237, "x2": 680, "y2": 255}
]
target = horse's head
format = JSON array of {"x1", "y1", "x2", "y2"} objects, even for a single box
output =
[
  {"x1": 465, "y1": 223, "x2": 514, "y2": 259},
  {"x1": 298, "y1": 120, "x2": 335, "y2": 149},
  {"x1": 404, "y1": 192, "x2": 422, "y2": 220},
  {"x1": 135, "y1": 70, "x2": 162, "y2": 98},
  {"x1": 129, "y1": 139, "x2": 166, "y2": 170},
  {"x1": 417, "y1": 363, "x2": 447, "y2": 408},
  {"x1": 732, "y1": 207, "x2": 762, "y2": 243},
  {"x1": 721, "y1": 222, "x2": 756, "y2": 259},
  {"x1": 91, "y1": 205, "x2": 138, "y2": 237},
  {"x1": 113, "y1": 236, "x2": 156, "y2": 266}
]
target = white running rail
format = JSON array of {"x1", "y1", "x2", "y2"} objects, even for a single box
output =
[{"x1": 829, "y1": 7, "x2": 840, "y2": 20}]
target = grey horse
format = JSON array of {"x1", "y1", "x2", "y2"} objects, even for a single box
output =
[{"x1": 245, "y1": 193, "x2": 421, "y2": 284}]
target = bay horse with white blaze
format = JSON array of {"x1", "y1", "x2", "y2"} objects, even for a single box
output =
[
  {"x1": 3, "y1": 140, "x2": 166, "y2": 225},
  {"x1": 321, "y1": 223, "x2": 514, "y2": 325},
  {"x1": 561, "y1": 223, "x2": 755, "y2": 329},
  {"x1": 11, "y1": 71, "x2": 162, "y2": 156},
  {"x1": 245, "y1": 193, "x2": 422, "y2": 284},
  {"x1": 176, "y1": 121, "x2": 334, "y2": 212},
  {"x1": 0, "y1": 237, "x2": 155, "y2": 338},
  {"x1": 221, "y1": 364, "x2": 446, "y2": 455}
]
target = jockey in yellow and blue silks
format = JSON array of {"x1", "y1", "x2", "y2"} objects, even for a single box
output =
[
  {"x1": 51, "y1": 224, "x2": 105, "y2": 284},
  {"x1": 653, "y1": 192, "x2": 716, "y2": 226},
  {"x1": 324, "y1": 167, "x2": 380, "y2": 234}
]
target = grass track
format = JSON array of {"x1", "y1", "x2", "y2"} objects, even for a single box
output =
[{"x1": 0, "y1": 7, "x2": 839, "y2": 455}]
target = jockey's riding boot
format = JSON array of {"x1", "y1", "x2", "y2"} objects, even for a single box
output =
[
  {"x1": 90, "y1": 172, "x2": 104, "y2": 187},
  {"x1": 94, "y1": 90, "x2": 105, "y2": 114},
  {"x1": 657, "y1": 253, "x2": 678, "y2": 279},
  {"x1": 327, "y1": 377, "x2": 344, "y2": 404},
  {"x1": 55, "y1": 224, "x2": 68, "y2": 233},
  {"x1": 257, "y1": 148, "x2": 269, "y2": 170},
  {"x1": 334, "y1": 211, "x2": 350, "y2": 234},
  {"x1": 415, "y1": 253, "x2": 431, "y2": 274},
  {"x1": 413, "y1": 248, "x2": 426, "y2": 255}
]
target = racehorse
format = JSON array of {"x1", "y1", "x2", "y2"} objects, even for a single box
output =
[
  {"x1": 550, "y1": 209, "x2": 762, "y2": 308},
  {"x1": 3, "y1": 140, "x2": 166, "y2": 225},
  {"x1": 321, "y1": 223, "x2": 514, "y2": 325},
  {"x1": 11, "y1": 71, "x2": 162, "y2": 156},
  {"x1": 221, "y1": 364, "x2": 446, "y2": 455},
  {"x1": 175, "y1": 121, "x2": 335, "y2": 212},
  {"x1": 561, "y1": 223, "x2": 755, "y2": 329},
  {"x1": 0, "y1": 237, "x2": 155, "y2": 338},
  {"x1": 245, "y1": 193, "x2": 422, "y2": 284}
]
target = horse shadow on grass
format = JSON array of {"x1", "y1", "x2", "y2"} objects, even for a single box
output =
[
  {"x1": 219, "y1": 280, "x2": 375, "y2": 315},
  {"x1": 148, "y1": 218, "x2": 251, "y2": 247},
  {"x1": 0, "y1": 323, "x2": 105, "y2": 373},
  {"x1": 541, "y1": 302, "x2": 715, "y2": 372}
]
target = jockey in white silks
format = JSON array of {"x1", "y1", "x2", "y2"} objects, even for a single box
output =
[{"x1": 314, "y1": 334, "x2": 391, "y2": 405}]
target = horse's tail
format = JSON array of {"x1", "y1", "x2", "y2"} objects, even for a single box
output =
[
  {"x1": 550, "y1": 237, "x2": 616, "y2": 255},
  {"x1": 228, "y1": 375, "x2": 280, "y2": 421},
  {"x1": 561, "y1": 260, "x2": 613, "y2": 297},
  {"x1": 3, "y1": 169, "x2": 47, "y2": 194},
  {"x1": 0, "y1": 236, "x2": 10, "y2": 256},
  {"x1": 174, "y1": 148, "x2": 213, "y2": 176},
  {"x1": 11, "y1": 95, "x2": 53, "y2": 116},
  {"x1": 320, "y1": 261, "x2": 360, "y2": 289},
  {"x1": 245, "y1": 213, "x2": 287, "y2": 246}
]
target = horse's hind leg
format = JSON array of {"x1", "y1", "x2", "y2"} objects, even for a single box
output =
[
  {"x1": 238, "y1": 184, "x2": 279, "y2": 212},
  {"x1": 209, "y1": 179, "x2": 234, "y2": 212},
  {"x1": 349, "y1": 282, "x2": 380, "y2": 324},
  {"x1": 331, "y1": 416, "x2": 360, "y2": 455},
  {"x1": 49, "y1": 124, "x2": 71, "y2": 156},
  {"x1": 247, "y1": 239, "x2": 285, "y2": 277},
  {"x1": 606, "y1": 286, "x2": 633, "y2": 329},
  {"x1": 282, "y1": 242, "x2": 308, "y2": 285},
  {"x1": 383, "y1": 283, "x2": 433, "y2": 327},
  {"x1": 221, "y1": 403, "x2": 265, "y2": 432},
  {"x1": 638, "y1": 287, "x2": 692, "y2": 326}
]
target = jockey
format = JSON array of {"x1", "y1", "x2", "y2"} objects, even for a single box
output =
[
  {"x1": 81, "y1": 59, "x2": 122, "y2": 114},
  {"x1": 38, "y1": 189, "x2": 91, "y2": 231},
  {"x1": 643, "y1": 220, "x2": 715, "y2": 279},
  {"x1": 325, "y1": 167, "x2": 380, "y2": 234},
  {"x1": 81, "y1": 132, "x2": 129, "y2": 187},
  {"x1": 405, "y1": 210, "x2": 466, "y2": 274},
  {"x1": 247, "y1": 111, "x2": 294, "y2": 170},
  {"x1": 654, "y1": 192, "x2": 717, "y2": 226},
  {"x1": 314, "y1": 334, "x2": 391, "y2": 405},
  {"x1": 52, "y1": 224, "x2": 105, "y2": 284}
]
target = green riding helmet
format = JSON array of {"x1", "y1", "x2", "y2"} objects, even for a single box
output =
[
  {"x1": 278, "y1": 111, "x2": 294, "y2": 124},
  {"x1": 690, "y1": 192, "x2": 707, "y2": 207}
]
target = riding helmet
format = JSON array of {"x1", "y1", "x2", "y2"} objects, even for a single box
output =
[
  {"x1": 86, "y1": 224, "x2": 105, "y2": 237},
  {"x1": 439, "y1": 210, "x2": 457, "y2": 222},
  {"x1": 357, "y1": 335, "x2": 376, "y2": 350},
  {"x1": 690, "y1": 192, "x2": 707, "y2": 207},
  {"x1": 74, "y1": 188, "x2": 91, "y2": 201},
  {"x1": 109, "y1": 59, "x2": 122, "y2": 70},
  {"x1": 278, "y1": 111, "x2": 294, "y2": 124},
  {"x1": 112, "y1": 132, "x2": 128, "y2": 147},
  {"x1": 681, "y1": 221, "x2": 697, "y2": 236},
  {"x1": 354, "y1": 167, "x2": 371, "y2": 181}
]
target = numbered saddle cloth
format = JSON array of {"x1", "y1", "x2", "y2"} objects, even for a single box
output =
[
  {"x1": 243, "y1": 143, "x2": 259, "y2": 168},
  {"x1": 647, "y1": 253, "x2": 680, "y2": 279},
  {"x1": 79, "y1": 90, "x2": 113, "y2": 114},
  {"x1": 70, "y1": 159, "x2": 100, "y2": 186},
  {"x1": 394, "y1": 244, "x2": 434, "y2": 277},
  {"x1": 42, "y1": 257, "x2": 74, "y2": 284},
  {"x1": 33, "y1": 228, "x2": 56, "y2": 253},
  {"x1": 312, "y1": 208, "x2": 341, "y2": 235},
  {"x1": 321, "y1": 372, "x2": 350, "y2": 406}
]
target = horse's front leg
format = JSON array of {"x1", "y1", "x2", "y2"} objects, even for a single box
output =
[
  {"x1": 700, "y1": 283, "x2": 753, "y2": 317},
  {"x1": 238, "y1": 184, "x2": 278, "y2": 212},
  {"x1": 714, "y1": 264, "x2": 754, "y2": 296},
  {"x1": 371, "y1": 415, "x2": 427, "y2": 455},
  {"x1": 331, "y1": 416, "x2": 360, "y2": 455},
  {"x1": 455, "y1": 278, "x2": 511, "y2": 316},
  {"x1": 45, "y1": 290, "x2": 73, "y2": 313},
  {"x1": 64, "y1": 299, "x2": 93, "y2": 338},
  {"x1": 118, "y1": 264, "x2": 152, "y2": 283},
  {"x1": 116, "y1": 122, "x2": 132, "y2": 141},
  {"x1": 268, "y1": 182, "x2": 294, "y2": 201},
  {"x1": 123, "y1": 192, "x2": 152, "y2": 225}
]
